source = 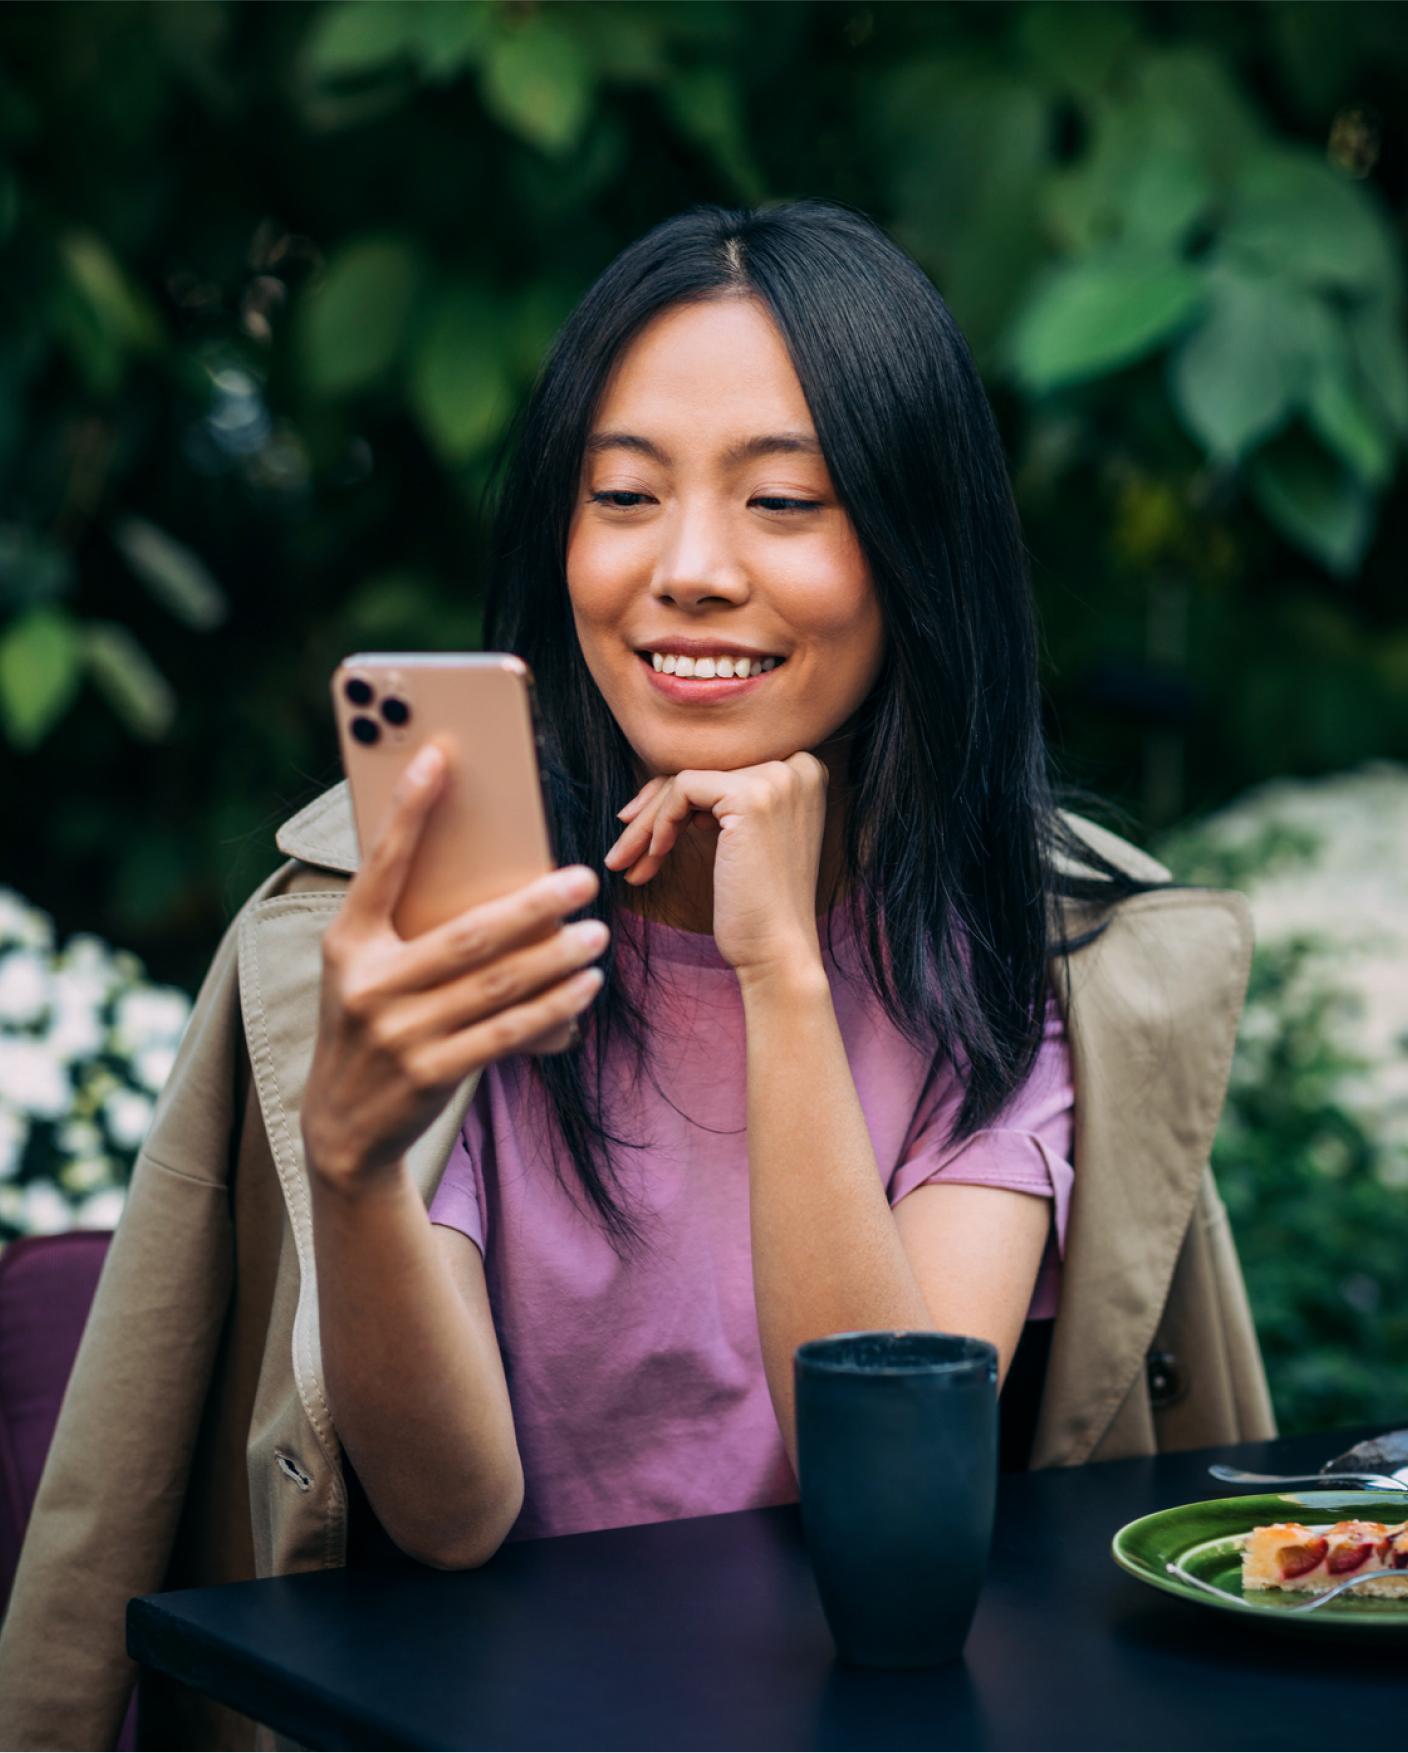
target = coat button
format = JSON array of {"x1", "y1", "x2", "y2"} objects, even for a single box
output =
[{"x1": 1147, "y1": 1348, "x2": 1186, "y2": 1408}]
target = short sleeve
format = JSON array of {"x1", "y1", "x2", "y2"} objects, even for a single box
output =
[
  {"x1": 888, "y1": 996, "x2": 1075, "y2": 1262},
  {"x1": 427, "y1": 1089, "x2": 488, "y2": 1256}
]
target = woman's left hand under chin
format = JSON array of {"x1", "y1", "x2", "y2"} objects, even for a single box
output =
[{"x1": 604, "y1": 755, "x2": 830, "y2": 985}]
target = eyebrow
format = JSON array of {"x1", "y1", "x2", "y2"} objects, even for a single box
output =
[{"x1": 584, "y1": 431, "x2": 824, "y2": 467}]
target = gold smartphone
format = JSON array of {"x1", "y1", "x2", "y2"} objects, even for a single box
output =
[{"x1": 332, "y1": 652, "x2": 556, "y2": 940}]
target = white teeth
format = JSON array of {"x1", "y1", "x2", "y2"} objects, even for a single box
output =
[{"x1": 648, "y1": 651, "x2": 780, "y2": 677}]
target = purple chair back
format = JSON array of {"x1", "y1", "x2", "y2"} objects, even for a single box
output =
[
  {"x1": 0, "y1": 1230, "x2": 137, "y2": 1748},
  {"x1": 0, "y1": 1229, "x2": 113, "y2": 1613}
]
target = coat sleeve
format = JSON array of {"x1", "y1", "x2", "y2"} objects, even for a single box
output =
[{"x1": 0, "y1": 867, "x2": 287, "y2": 1753}]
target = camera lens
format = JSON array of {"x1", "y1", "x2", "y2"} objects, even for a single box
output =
[
  {"x1": 344, "y1": 677, "x2": 374, "y2": 706},
  {"x1": 351, "y1": 715, "x2": 380, "y2": 745},
  {"x1": 380, "y1": 696, "x2": 410, "y2": 727}
]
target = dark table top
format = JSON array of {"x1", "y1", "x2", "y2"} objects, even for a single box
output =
[{"x1": 128, "y1": 1426, "x2": 1406, "y2": 1752}]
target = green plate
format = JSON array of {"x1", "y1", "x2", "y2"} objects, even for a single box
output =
[{"x1": 1112, "y1": 1490, "x2": 1408, "y2": 1633}]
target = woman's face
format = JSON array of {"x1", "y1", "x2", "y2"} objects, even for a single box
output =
[{"x1": 566, "y1": 296, "x2": 885, "y2": 781}]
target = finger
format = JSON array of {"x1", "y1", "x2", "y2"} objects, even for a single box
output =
[
  {"x1": 520, "y1": 1017, "x2": 579, "y2": 1057},
  {"x1": 343, "y1": 741, "x2": 448, "y2": 929},
  {"x1": 397, "y1": 918, "x2": 609, "y2": 1040},
  {"x1": 616, "y1": 776, "x2": 666, "y2": 824},
  {"x1": 385, "y1": 863, "x2": 600, "y2": 993},
  {"x1": 787, "y1": 751, "x2": 830, "y2": 789},
  {"x1": 645, "y1": 782, "x2": 706, "y2": 861},
  {"x1": 414, "y1": 967, "x2": 604, "y2": 1086},
  {"x1": 625, "y1": 773, "x2": 731, "y2": 885},
  {"x1": 605, "y1": 785, "x2": 671, "y2": 870}
]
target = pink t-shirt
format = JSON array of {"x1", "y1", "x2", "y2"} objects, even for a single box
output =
[{"x1": 428, "y1": 900, "x2": 1074, "y2": 1542}]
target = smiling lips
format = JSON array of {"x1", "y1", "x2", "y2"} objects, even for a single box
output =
[{"x1": 637, "y1": 648, "x2": 785, "y2": 703}]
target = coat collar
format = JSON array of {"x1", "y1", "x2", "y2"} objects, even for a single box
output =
[{"x1": 275, "y1": 780, "x2": 359, "y2": 875}]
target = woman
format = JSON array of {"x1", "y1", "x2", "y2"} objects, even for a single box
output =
[{"x1": 0, "y1": 201, "x2": 1272, "y2": 1749}]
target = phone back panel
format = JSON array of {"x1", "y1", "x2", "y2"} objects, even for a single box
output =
[{"x1": 332, "y1": 653, "x2": 554, "y2": 940}]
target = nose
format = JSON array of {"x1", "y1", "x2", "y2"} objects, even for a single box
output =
[{"x1": 650, "y1": 500, "x2": 749, "y2": 610}]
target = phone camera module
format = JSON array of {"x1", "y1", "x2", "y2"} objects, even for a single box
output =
[
  {"x1": 380, "y1": 696, "x2": 410, "y2": 728},
  {"x1": 350, "y1": 715, "x2": 380, "y2": 746},
  {"x1": 344, "y1": 677, "x2": 375, "y2": 707}
]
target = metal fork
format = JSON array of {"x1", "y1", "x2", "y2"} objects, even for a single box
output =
[
  {"x1": 1166, "y1": 1561, "x2": 1408, "y2": 1613},
  {"x1": 1207, "y1": 1464, "x2": 1408, "y2": 1492}
]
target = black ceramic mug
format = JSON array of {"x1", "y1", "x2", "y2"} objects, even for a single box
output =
[{"x1": 794, "y1": 1330, "x2": 999, "y2": 1668}]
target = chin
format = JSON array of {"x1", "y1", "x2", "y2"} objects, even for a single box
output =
[{"x1": 632, "y1": 726, "x2": 807, "y2": 776}]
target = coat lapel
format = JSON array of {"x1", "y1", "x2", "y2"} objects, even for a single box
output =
[
  {"x1": 273, "y1": 779, "x2": 358, "y2": 876},
  {"x1": 239, "y1": 783, "x2": 480, "y2": 1475},
  {"x1": 1033, "y1": 886, "x2": 1253, "y2": 1465}
]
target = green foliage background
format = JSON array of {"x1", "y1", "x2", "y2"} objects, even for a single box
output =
[{"x1": 1, "y1": 1, "x2": 1406, "y2": 1429}]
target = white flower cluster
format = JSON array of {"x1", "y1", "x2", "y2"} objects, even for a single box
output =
[
  {"x1": 0, "y1": 888, "x2": 192, "y2": 1242},
  {"x1": 1166, "y1": 762, "x2": 1408, "y2": 1184}
]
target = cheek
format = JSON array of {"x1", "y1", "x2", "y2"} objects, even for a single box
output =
[
  {"x1": 774, "y1": 524, "x2": 882, "y2": 657},
  {"x1": 565, "y1": 520, "x2": 638, "y2": 655}
]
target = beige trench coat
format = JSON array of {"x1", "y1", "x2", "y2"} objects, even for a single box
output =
[{"x1": 0, "y1": 786, "x2": 1275, "y2": 1751}]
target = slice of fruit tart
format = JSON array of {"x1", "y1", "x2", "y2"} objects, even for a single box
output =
[{"x1": 1242, "y1": 1519, "x2": 1408, "y2": 1597}]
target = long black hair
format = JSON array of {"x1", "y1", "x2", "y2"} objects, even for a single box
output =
[{"x1": 484, "y1": 199, "x2": 1161, "y2": 1254}]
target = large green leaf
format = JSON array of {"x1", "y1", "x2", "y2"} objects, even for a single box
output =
[
  {"x1": 1006, "y1": 249, "x2": 1205, "y2": 392},
  {"x1": 409, "y1": 285, "x2": 514, "y2": 462},
  {"x1": 80, "y1": 621, "x2": 176, "y2": 740},
  {"x1": 556, "y1": 2, "x2": 666, "y2": 84},
  {"x1": 1133, "y1": 48, "x2": 1264, "y2": 178},
  {"x1": 296, "y1": 235, "x2": 425, "y2": 397},
  {"x1": 1168, "y1": 264, "x2": 1330, "y2": 460},
  {"x1": 1305, "y1": 354, "x2": 1396, "y2": 489},
  {"x1": 0, "y1": 607, "x2": 81, "y2": 747},
  {"x1": 302, "y1": 1, "x2": 421, "y2": 83},
  {"x1": 1044, "y1": 109, "x2": 1213, "y2": 257},
  {"x1": 1016, "y1": 3, "x2": 1140, "y2": 99},
  {"x1": 1351, "y1": 297, "x2": 1408, "y2": 438},
  {"x1": 410, "y1": 2, "x2": 493, "y2": 84},
  {"x1": 1222, "y1": 148, "x2": 1400, "y2": 297},
  {"x1": 481, "y1": 22, "x2": 592, "y2": 155},
  {"x1": 305, "y1": 0, "x2": 491, "y2": 86},
  {"x1": 1247, "y1": 434, "x2": 1376, "y2": 576}
]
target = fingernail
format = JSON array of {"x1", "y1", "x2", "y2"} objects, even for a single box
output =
[
  {"x1": 555, "y1": 865, "x2": 596, "y2": 902},
  {"x1": 571, "y1": 919, "x2": 610, "y2": 951},
  {"x1": 408, "y1": 744, "x2": 442, "y2": 784}
]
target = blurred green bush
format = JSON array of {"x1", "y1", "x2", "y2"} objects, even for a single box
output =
[
  {"x1": 0, "y1": 0, "x2": 1404, "y2": 993},
  {"x1": 1160, "y1": 765, "x2": 1408, "y2": 1433}
]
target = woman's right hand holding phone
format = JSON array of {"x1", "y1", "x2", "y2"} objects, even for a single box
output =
[{"x1": 301, "y1": 740, "x2": 607, "y2": 1188}]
